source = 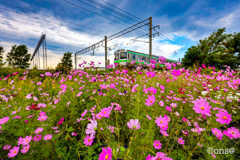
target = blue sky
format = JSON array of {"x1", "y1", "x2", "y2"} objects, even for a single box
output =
[{"x1": 0, "y1": 0, "x2": 240, "y2": 68}]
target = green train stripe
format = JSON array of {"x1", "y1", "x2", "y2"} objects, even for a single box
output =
[{"x1": 114, "y1": 60, "x2": 166, "y2": 67}]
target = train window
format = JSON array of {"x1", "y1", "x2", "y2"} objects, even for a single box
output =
[
  {"x1": 142, "y1": 57, "x2": 146, "y2": 62},
  {"x1": 132, "y1": 54, "x2": 136, "y2": 60},
  {"x1": 137, "y1": 55, "x2": 141, "y2": 61},
  {"x1": 114, "y1": 53, "x2": 116, "y2": 60},
  {"x1": 116, "y1": 53, "x2": 119, "y2": 60},
  {"x1": 146, "y1": 57, "x2": 149, "y2": 62},
  {"x1": 120, "y1": 52, "x2": 127, "y2": 59}
]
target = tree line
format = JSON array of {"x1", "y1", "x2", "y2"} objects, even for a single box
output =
[{"x1": 0, "y1": 45, "x2": 73, "y2": 70}]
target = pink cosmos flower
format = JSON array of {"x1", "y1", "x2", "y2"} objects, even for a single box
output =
[
  {"x1": 226, "y1": 127, "x2": 240, "y2": 139},
  {"x1": 153, "y1": 140, "x2": 162, "y2": 150},
  {"x1": 155, "y1": 116, "x2": 168, "y2": 128},
  {"x1": 33, "y1": 134, "x2": 42, "y2": 142},
  {"x1": 54, "y1": 130, "x2": 60, "y2": 133},
  {"x1": 152, "y1": 152, "x2": 173, "y2": 160},
  {"x1": 81, "y1": 110, "x2": 88, "y2": 117},
  {"x1": 160, "y1": 85, "x2": 165, "y2": 90},
  {"x1": 159, "y1": 100, "x2": 164, "y2": 106},
  {"x1": 192, "y1": 97, "x2": 211, "y2": 116},
  {"x1": 60, "y1": 84, "x2": 67, "y2": 90},
  {"x1": 22, "y1": 135, "x2": 32, "y2": 145},
  {"x1": 99, "y1": 147, "x2": 112, "y2": 160},
  {"x1": 43, "y1": 134, "x2": 52, "y2": 140},
  {"x1": 7, "y1": 146, "x2": 19, "y2": 158},
  {"x1": 182, "y1": 118, "x2": 187, "y2": 122},
  {"x1": 146, "y1": 115, "x2": 152, "y2": 120},
  {"x1": 37, "y1": 115, "x2": 48, "y2": 121},
  {"x1": 127, "y1": 119, "x2": 141, "y2": 130},
  {"x1": 83, "y1": 135, "x2": 94, "y2": 146},
  {"x1": 51, "y1": 127, "x2": 58, "y2": 130},
  {"x1": 72, "y1": 132, "x2": 77, "y2": 137},
  {"x1": 3, "y1": 144, "x2": 11, "y2": 150},
  {"x1": 165, "y1": 106, "x2": 172, "y2": 112},
  {"x1": 107, "y1": 126, "x2": 115, "y2": 133},
  {"x1": 172, "y1": 69, "x2": 181, "y2": 76},
  {"x1": 178, "y1": 138, "x2": 185, "y2": 145},
  {"x1": 27, "y1": 114, "x2": 34, "y2": 118},
  {"x1": 146, "y1": 155, "x2": 154, "y2": 160},
  {"x1": 86, "y1": 120, "x2": 97, "y2": 139},
  {"x1": 100, "y1": 108, "x2": 111, "y2": 118},
  {"x1": 36, "y1": 82, "x2": 42, "y2": 85},
  {"x1": 0, "y1": 117, "x2": 9, "y2": 124},
  {"x1": 212, "y1": 128, "x2": 223, "y2": 140},
  {"x1": 215, "y1": 111, "x2": 232, "y2": 125},
  {"x1": 145, "y1": 95, "x2": 155, "y2": 106},
  {"x1": 147, "y1": 87, "x2": 157, "y2": 94},
  {"x1": 57, "y1": 117, "x2": 64, "y2": 125},
  {"x1": 26, "y1": 94, "x2": 32, "y2": 99},
  {"x1": 170, "y1": 103, "x2": 177, "y2": 108},
  {"x1": 21, "y1": 144, "x2": 30, "y2": 154},
  {"x1": 17, "y1": 137, "x2": 25, "y2": 145},
  {"x1": 35, "y1": 127, "x2": 43, "y2": 134}
]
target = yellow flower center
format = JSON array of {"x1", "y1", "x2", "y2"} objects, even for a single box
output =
[
  {"x1": 232, "y1": 132, "x2": 235, "y2": 134},
  {"x1": 47, "y1": 138, "x2": 49, "y2": 140},
  {"x1": 26, "y1": 140, "x2": 29, "y2": 142},
  {"x1": 105, "y1": 155, "x2": 109, "y2": 159},
  {"x1": 156, "y1": 143, "x2": 158, "y2": 146},
  {"x1": 201, "y1": 107, "x2": 204, "y2": 110},
  {"x1": 160, "y1": 121, "x2": 162, "y2": 124},
  {"x1": 88, "y1": 139, "x2": 91, "y2": 142},
  {"x1": 104, "y1": 112, "x2": 106, "y2": 114},
  {"x1": 223, "y1": 116, "x2": 227, "y2": 120},
  {"x1": 215, "y1": 132, "x2": 217, "y2": 135},
  {"x1": 14, "y1": 151, "x2": 16, "y2": 153}
]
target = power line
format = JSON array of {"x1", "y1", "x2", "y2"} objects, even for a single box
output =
[
  {"x1": 0, "y1": 1, "x2": 104, "y2": 33},
  {"x1": 0, "y1": 7, "x2": 100, "y2": 36}
]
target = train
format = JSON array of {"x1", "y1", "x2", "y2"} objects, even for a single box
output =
[{"x1": 114, "y1": 49, "x2": 178, "y2": 67}]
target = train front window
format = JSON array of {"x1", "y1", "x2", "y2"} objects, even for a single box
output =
[
  {"x1": 120, "y1": 52, "x2": 127, "y2": 59},
  {"x1": 114, "y1": 53, "x2": 116, "y2": 60},
  {"x1": 142, "y1": 57, "x2": 146, "y2": 62}
]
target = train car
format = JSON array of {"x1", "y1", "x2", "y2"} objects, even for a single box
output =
[{"x1": 114, "y1": 49, "x2": 178, "y2": 67}]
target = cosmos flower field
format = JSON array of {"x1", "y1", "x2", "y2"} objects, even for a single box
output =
[{"x1": 0, "y1": 58, "x2": 240, "y2": 160}]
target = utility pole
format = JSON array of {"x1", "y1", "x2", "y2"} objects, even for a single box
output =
[
  {"x1": 75, "y1": 53, "x2": 77, "y2": 70},
  {"x1": 105, "y1": 36, "x2": 107, "y2": 71},
  {"x1": 149, "y1": 17, "x2": 152, "y2": 63}
]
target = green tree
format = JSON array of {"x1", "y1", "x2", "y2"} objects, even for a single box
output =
[
  {"x1": 60, "y1": 52, "x2": 73, "y2": 70},
  {"x1": 0, "y1": 46, "x2": 6, "y2": 68},
  {"x1": 182, "y1": 28, "x2": 239, "y2": 70},
  {"x1": 6, "y1": 45, "x2": 31, "y2": 69}
]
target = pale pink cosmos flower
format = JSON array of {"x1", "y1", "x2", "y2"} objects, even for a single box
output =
[
  {"x1": 51, "y1": 127, "x2": 58, "y2": 130},
  {"x1": 26, "y1": 94, "x2": 32, "y2": 99},
  {"x1": 153, "y1": 140, "x2": 162, "y2": 150},
  {"x1": 178, "y1": 138, "x2": 185, "y2": 145},
  {"x1": 146, "y1": 115, "x2": 152, "y2": 120},
  {"x1": 215, "y1": 111, "x2": 232, "y2": 125},
  {"x1": 54, "y1": 130, "x2": 60, "y2": 133},
  {"x1": 36, "y1": 82, "x2": 42, "y2": 85},
  {"x1": 35, "y1": 127, "x2": 43, "y2": 134},
  {"x1": 21, "y1": 144, "x2": 30, "y2": 154},
  {"x1": 85, "y1": 120, "x2": 97, "y2": 139},
  {"x1": 7, "y1": 146, "x2": 19, "y2": 158},
  {"x1": 43, "y1": 134, "x2": 52, "y2": 140},
  {"x1": 159, "y1": 100, "x2": 164, "y2": 106},
  {"x1": 3, "y1": 144, "x2": 11, "y2": 150},
  {"x1": 81, "y1": 110, "x2": 88, "y2": 117},
  {"x1": 0, "y1": 117, "x2": 9, "y2": 124},
  {"x1": 145, "y1": 94, "x2": 155, "y2": 106},
  {"x1": 27, "y1": 115, "x2": 34, "y2": 118},
  {"x1": 100, "y1": 108, "x2": 111, "y2": 118},
  {"x1": 83, "y1": 135, "x2": 94, "y2": 146},
  {"x1": 155, "y1": 116, "x2": 168, "y2": 128},
  {"x1": 17, "y1": 137, "x2": 25, "y2": 145},
  {"x1": 33, "y1": 134, "x2": 42, "y2": 142},
  {"x1": 127, "y1": 119, "x2": 141, "y2": 130},
  {"x1": 170, "y1": 103, "x2": 177, "y2": 108}
]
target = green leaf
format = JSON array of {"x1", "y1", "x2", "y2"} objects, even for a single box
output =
[
  {"x1": 67, "y1": 126, "x2": 73, "y2": 132},
  {"x1": 43, "y1": 151, "x2": 50, "y2": 158},
  {"x1": 14, "y1": 129, "x2": 25, "y2": 137},
  {"x1": 120, "y1": 146, "x2": 126, "y2": 152}
]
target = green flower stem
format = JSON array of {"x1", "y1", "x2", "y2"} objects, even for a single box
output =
[{"x1": 124, "y1": 130, "x2": 135, "y2": 160}]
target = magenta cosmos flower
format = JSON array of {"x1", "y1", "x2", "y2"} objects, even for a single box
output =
[
  {"x1": 100, "y1": 108, "x2": 111, "y2": 118},
  {"x1": 153, "y1": 140, "x2": 162, "y2": 150},
  {"x1": 22, "y1": 135, "x2": 32, "y2": 145},
  {"x1": 86, "y1": 120, "x2": 97, "y2": 139},
  {"x1": 212, "y1": 128, "x2": 223, "y2": 140},
  {"x1": 8, "y1": 146, "x2": 19, "y2": 158},
  {"x1": 155, "y1": 116, "x2": 168, "y2": 128},
  {"x1": 172, "y1": 69, "x2": 181, "y2": 76},
  {"x1": 83, "y1": 135, "x2": 94, "y2": 146},
  {"x1": 0, "y1": 117, "x2": 9, "y2": 124},
  {"x1": 35, "y1": 127, "x2": 43, "y2": 134},
  {"x1": 152, "y1": 152, "x2": 173, "y2": 160},
  {"x1": 147, "y1": 87, "x2": 157, "y2": 94},
  {"x1": 3, "y1": 144, "x2": 11, "y2": 150},
  {"x1": 21, "y1": 144, "x2": 30, "y2": 154},
  {"x1": 215, "y1": 111, "x2": 232, "y2": 125},
  {"x1": 225, "y1": 127, "x2": 240, "y2": 139},
  {"x1": 192, "y1": 97, "x2": 211, "y2": 116},
  {"x1": 33, "y1": 134, "x2": 42, "y2": 142},
  {"x1": 99, "y1": 147, "x2": 112, "y2": 160},
  {"x1": 145, "y1": 95, "x2": 155, "y2": 106},
  {"x1": 60, "y1": 84, "x2": 67, "y2": 90},
  {"x1": 127, "y1": 119, "x2": 141, "y2": 130}
]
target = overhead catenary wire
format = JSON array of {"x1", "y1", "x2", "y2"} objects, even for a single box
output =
[{"x1": 0, "y1": 1, "x2": 105, "y2": 33}]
